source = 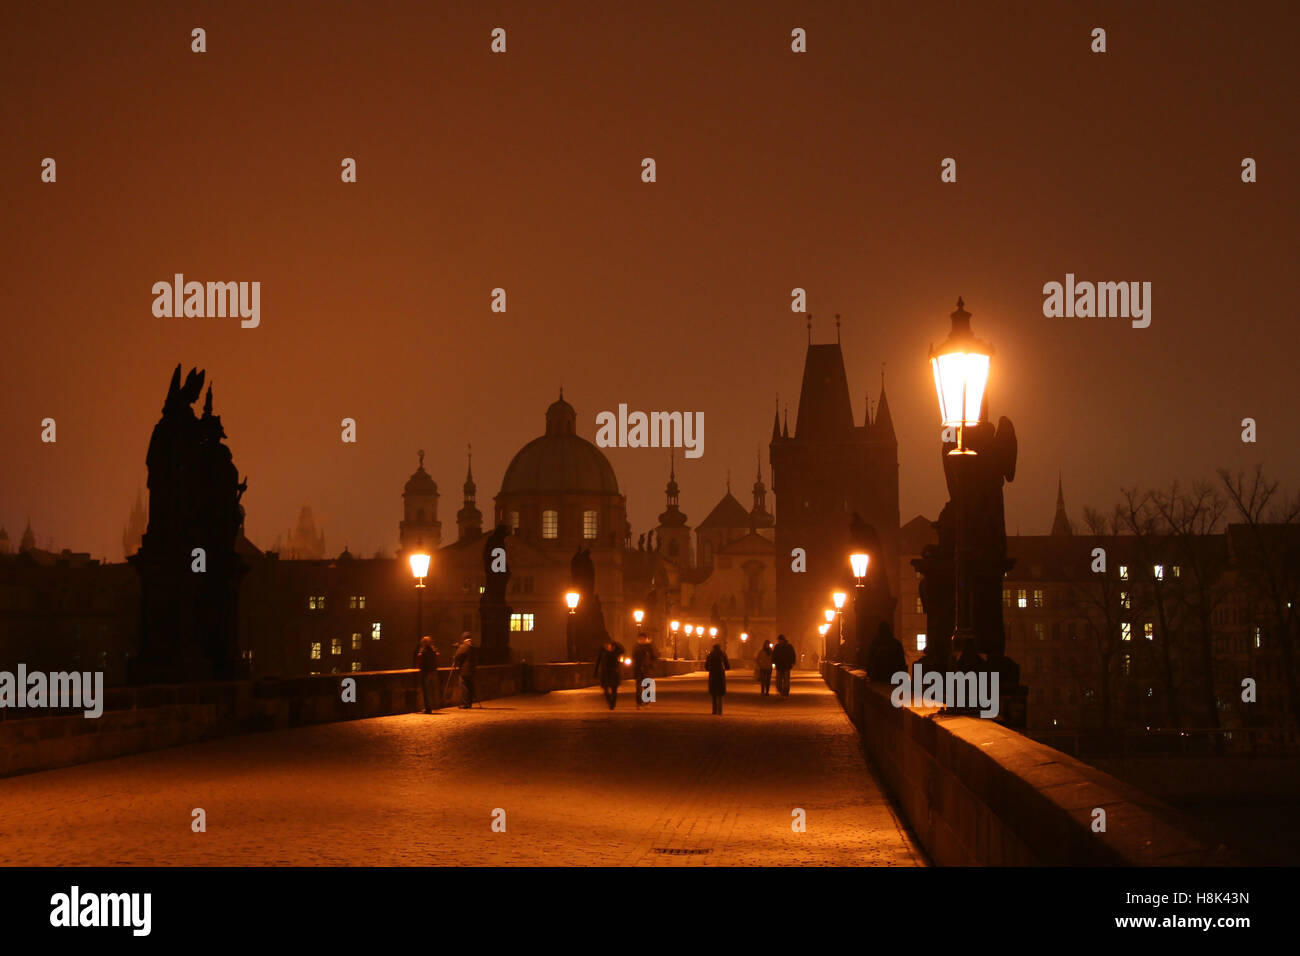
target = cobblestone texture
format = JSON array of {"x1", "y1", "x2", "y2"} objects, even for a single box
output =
[{"x1": 0, "y1": 672, "x2": 923, "y2": 866}]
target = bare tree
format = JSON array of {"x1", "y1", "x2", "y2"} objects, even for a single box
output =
[
  {"x1": 1218, "y1": 466, "x2": 1300, "y2": 722},
  {"x1": 1116, "y1": 487, "x2": 1183, "y2": 728},
  {"x1": 1151, "y1": 480, "x2": 1230, "y2": 733},
  {"x1": 1068, "y1": 506, "x2": 1125, "y2": 731}
]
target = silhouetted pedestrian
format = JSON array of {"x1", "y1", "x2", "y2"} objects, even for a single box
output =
[
  {"x1": 594, "y1": 639, "x2": 625, "y2": 709},
  {"x1": 705, "y1": 643, "x2": 730, "y2": 714},
  {"x1": 414, "y1": 635, "x2": 440, "y2": 713},
  {"x1": 632, "y1": 635, "x2": 656, "y2": 708},
  {"x1": 754, "y1": 640, "x2": 773, "y2": 696},
  {"x1": 451, "y1": 634, "x2": 478, "y2": 709},
  {"x1": 772, "y1": 634, "x2": 796, "y2": 698}
]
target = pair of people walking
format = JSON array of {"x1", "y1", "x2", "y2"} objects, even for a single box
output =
[{"x1": 755, "y1": 634, "x2": 796, "y2": 698}]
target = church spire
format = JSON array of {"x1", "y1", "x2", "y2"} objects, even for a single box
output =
[
  {"x1": 1050, "y1": 471, "x2": 1073, "y2": 536},
  {"x1": 658, "y1": 451, "x2": 687, "y2": 528},
  {"x1": 771, "y1": 395, "x2": 781, "y2": 442},
  {"x1": 456, "y1": 444, "x2": 482, "y2": 540}
]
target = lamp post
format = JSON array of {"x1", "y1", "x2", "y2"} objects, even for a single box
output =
[
  {"x1": 832, "y1": 590, "x2": 847, "y2": 661},
  {"x1": 565, "y1": 590, "x2": 581, "y2": 661},
  {"x1": 684, "y1": 624, "x2": 694, "y2": 659},
  {"x1": 633, "y1": 608, "x2": 645, "y2": 637},
  {"x1": 818, "y1": 622, "x2": 831, "y2": 660},
  {"x1": 408, "y1": 552, "x2": 431, "y2": 647},
  {"x1": 670, "y1": 619, "x2": 680, "y2": 659},
  {"x1": 929, "y1": 297, "x2": 992, "y2": 666}
]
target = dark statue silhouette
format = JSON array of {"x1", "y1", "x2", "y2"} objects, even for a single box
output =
[
  {"x1": 478, "y1": 524, "x2": 513, "y2": 665},
  {"x1": 129, "y1": 365, "x2": 249, "y2": 683},
  {"x1": 569, "y1": 546, "x2": 610, "y2": 661}
]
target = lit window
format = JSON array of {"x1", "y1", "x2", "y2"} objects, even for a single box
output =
[
  {"x1": 331, "y1": 638, "x2": 342, "y2": 655},
  {"x1": 1121, "y1": 622, "x2": 1132, "y2": 641},
  {"x1": 1120, "y1": 591, "x2": 1130, "y2": 609},
  {"x1": 310, "y1": 642, "x2": 321, "y2": 660},
  {"x1": 1002, "y1": 589, "x2": 1011, "y2": 608},
  {"x1": 1017, "y1": 588, "x2": 1027, "y2": 609},
  {"x1": 371, "y1": 622, "x2": 382, "y2": 640},
  {"x1": 308, "y1": 595, "x2": 325, "y2": 610},
  {"x1": 915, "y1": 596, "x2": 924, "y2": 614},
  {"x1": 1153, "y1": 564, "x2": 1164, "y2": 580},
  {"x1": 351, "y1": 661, "x2": 361, "y2": 672},
  {"x1": 509, "y1": 511, "x2": 520, "y2": 532},
  {"x1": 509, "y1": 612, "x2": 536, "y2": 632},
  {"x1": 1143, "y1": 623, "x2": 1154, "y2": 641},
  {"x1": 1032, "y1": 589, "x2": 1044, "y2": 608},
  {"x1": 1172, "y1": 566, "x2": 1181, "y2": 578},
  {"x1": 1119, "y1": 565, "x2": 1128, "y2": 580},
  {"x1": 916, "y1": 633, "x2": 927, "y2": 651},
  {"x1": 1033, "y1": 623, "x2": 1045, "y2": 641},
  {"x1": 542, "y1": 510, "x2": 558, "y2": 539},
  {"x1": 352, "y1": 633, "x2": 362, "y2": 650},
  {"x1": 349, "y1": 595, "x2": 366, "y2": 609},
  {"x1": 583, "y1": 511, "x2": 598, "y2": 539},
  {"x1": 1122, "y1": 653, "x2": 1132, "y2": 676},
  {"x1": 1255, "y1": 626, "x2": 1262, "y2": 648}
]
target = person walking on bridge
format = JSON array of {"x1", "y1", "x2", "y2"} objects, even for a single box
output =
[
  {"x1": 772, "y1": 634, "x2": 796, "y2": 698},
  {"x1": 414, "y1": 636, "x2": 440, "y2": 713},
  {"x1": 451, "y1": 635, "x2": 479, "y2": 709},
  {"x1": 705, "y1": 642, "x2": 730, "y2": 715},
  {"x1": 632, "y1": 634, "x2": 656, "y2": 708},
  {"x1": 594, "y1": 638, "x2": 625, "y2": 710},
  {"x1": 754, "y1": 640, "x2": 773, "y2": 697}
]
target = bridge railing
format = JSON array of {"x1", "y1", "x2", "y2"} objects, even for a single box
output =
[{"x1": 821, "y1": 663, "x2": 1223, "y2": 866}]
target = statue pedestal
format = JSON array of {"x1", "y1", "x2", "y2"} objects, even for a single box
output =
[{"x1": 479, "y1": 598, "x2": 513, "y2": 666}]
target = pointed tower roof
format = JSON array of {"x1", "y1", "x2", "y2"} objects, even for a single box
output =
[
  {"x1": 698, "y1": 488, "x2": 752, "y2": 531},
  {"x1": 794, "y1": 343, "x2": 856, "y2": 438},
  {"x1": 457, "y1": 444, "x2": 483, "y2": 536},
  {"x1": 1050, "y1": 472, "x2": 1073, "y2": 536},
  {"x1": 770, "y1": 396, "x2": 781, "y2": 443},
  {"x1": 871, "y1": 369, "x2": 896, "y2": 442},
  {"x1": 658, "y1": 451, "x2": 688, "y2": 527},
  {"x1": 750, "y1": 449, "x2": 774, "y2": 530}
]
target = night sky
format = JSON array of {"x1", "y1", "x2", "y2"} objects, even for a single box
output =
[{"x1": 3, "y1": 0, "x2": 1296, "y2": 560}]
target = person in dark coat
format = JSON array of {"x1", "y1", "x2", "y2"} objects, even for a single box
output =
[
  {"x1": 631, "y1": 635, "x2": 656, "y2": 708},
  {"x1": 414, "y1": 636, "x2": 440, "y2": 713},
  {"x1": 771, "y1": 634, "x2": 796, "y2": 698},
  {"x1": 705, "y1": 643, "x2": 730, "y2": 715},
  {"x1": 594, "y1": 639, "x2": 625, "y2": 709},
  {"x1": 451, "y1": 634, "x2": 479, "y2": 709},
  {"x1": 754, "y1": 640, "x2": 773, "y2": 696}
]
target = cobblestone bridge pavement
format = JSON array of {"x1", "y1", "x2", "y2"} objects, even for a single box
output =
[{"x1": 0, "y1": 671, "x2": 924, "y2": 866}]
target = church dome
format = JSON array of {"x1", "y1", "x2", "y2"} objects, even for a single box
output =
[
  {"x1": 404, "y1": 450, "x2": 438, "y2": 496},
  {"x1": 500, "y1": 393, "x2": 620, "y2": 496}
]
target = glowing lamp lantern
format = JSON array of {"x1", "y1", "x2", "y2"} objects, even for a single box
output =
[
  {"x1": 564, "y1": 590, "x2": 581, "y2": 615},
  {"x1": 708, "y1": 626, "x2": 718, "y2": 638},
  {"x1": 817, "y1": 623, "x2": 830, "y2": 636},
  {"x1": 633, "y1": 609, "x2": 645, "y2": 625},
  {"x1": 850, "y1": 552, "x2": 870, "y2": 587},
  {"x1": 684, "y1": 624, "x2": 694, "y2": 636},
  {"x1": 832, "y1": 591, "x2": 847, "y2": 611},
  {"x1": 929, "y1": 297, "x2": 992, "y2": 454},
  {"x1": 823, "y1": 609, "x2": 835, "y2": 624},
  {"x1": 740, "y1": 632, "x2": 749, "y2": 643},
  {"x1": 408, "y1": 552, "x2": 431, "y2": 587},
  {"x1": 670, "y1": 620, "x2": 680, "y2": 633}
]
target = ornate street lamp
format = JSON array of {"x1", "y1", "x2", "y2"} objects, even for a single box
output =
[
  {"x1": 408, "y1": 552, "x2": 431, "y2": 648},
  {"x1": 930, "y1": 296, "x2": 991, "y2": 455},
  {"x1": 929, "y1": 297, "x2": 992, "y2": 664},
  {"x1": 850, "y1": 552, "x2": 870, "y2": 587},
  {"x1": 564, "y1": 590, "x2": 581, "y2": 662},
  {"x1": 670, "y1": 619, "x2": 680, "y2": 659},
  {"x1": 832, "y1": 591, "x2": 847, "y2": 659}
]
